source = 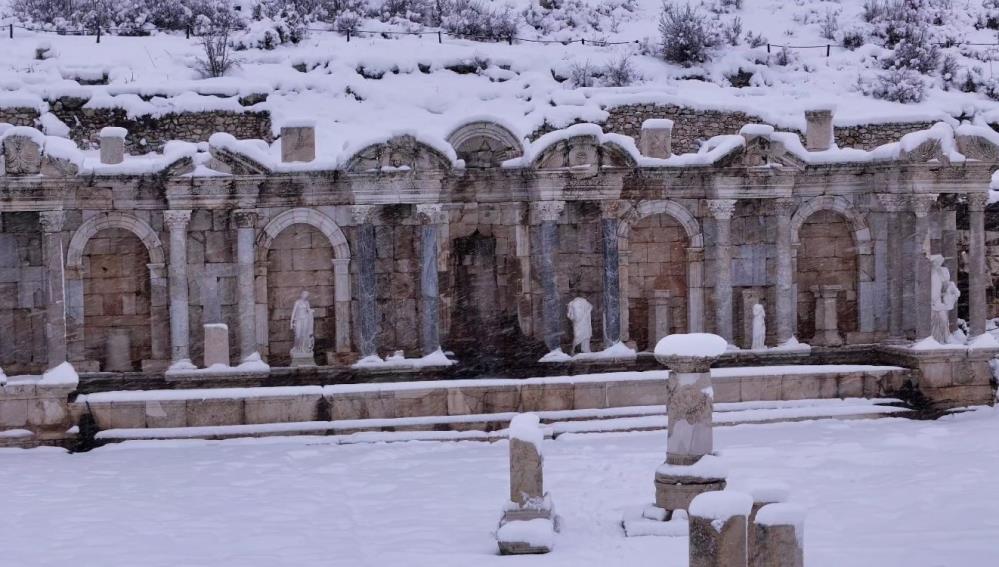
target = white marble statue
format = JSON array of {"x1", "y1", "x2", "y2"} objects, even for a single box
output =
[
  {"x1": 752, "y1": 303, "x2": 766, "y2": 350},
  {"x1": 930, "y1": 254, "x2": 960, "y2": 344},
  {"x1": 0, "y1": 365, "x2": 6, "y2": 386},
  {"x1": 566, "y1": 297, "x2": 593, "y2": 354},
  {"x1": 290, "y1": 290, "x2": 315, "y2": 355}
]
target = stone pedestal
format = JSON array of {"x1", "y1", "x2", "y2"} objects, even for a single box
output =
[
  {"x1": 810, "y1": 285, "x2": 843, "y2": 346},
  {"x1": 804, "y1": 108, "x2": 834, "y2": 151},
  {"x1": 280, "y1": 124, "x2": 316, "y2": 162},
  {"x1": 649, "y1": 290, "x2": 672, "y2": 351},
  {"x1": 748, "y1": 483, "x2": 790, "y2": 561},
  {"x1": 689, "y1": 491, "x2": 752, "y2": 567},
  {"x1": 105, "y1": 329, "x2": 132, "y2": 372},
  {"x1": 99, "y1": 127, "x2": 127, "y2": 165},
  {"x1": 203, "y1": 324, "x2": 230, "y2": 367},
  {"x1": 498, "y1": 414, "x2": 556, "y2": 555},
  {"x1": 291, "y1": 351, "x2": 317, "y2": 368},
  {"x1": 750, "y1": 503, "x2": 805, "y2": 567}
]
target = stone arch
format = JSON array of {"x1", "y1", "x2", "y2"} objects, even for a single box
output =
[
  {"x1": 616, "y1": 200, "x2": 705, "y2": 345},
  {"x1": 790, "y1": 196, "x2": 872, "y2": 256},
  {"x1": 531, "y1": 134, "x2": 638, "y2": 171},
  {"x1": 255, "y1": 208, "x2": 352, "y2": 363},
  {"x1": 65, "y1": 212, "x2": 169, "y2": 370},
  {"x1": 67, "y1": 212, "x2": 165, "y2": 270},
  {"x1": 446, "y1": 120, "x2": 524, "y2": 168},
  {"x1": 790, "y1": 196, "x2": 875, "y2": 340}
]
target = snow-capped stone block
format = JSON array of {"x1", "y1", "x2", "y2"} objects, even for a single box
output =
[
  {"x1": 655, "y1": 333, "x2": 728, "y2": 359},
  {"x1": 281, "y1": 121, "x2": 316, "y2": 163},
  {"x1": 100, "y1": 127, "x2": 127, "y2": 165},
  {"x1": 689, "y1": 491, "x2": 753, "y2": 567},
  {"x1": 203, "y1": 323, "x2": 230, "y2": 368},
  {"x1": 497, "y1": 517, "x2": 555, "y2": 555},
  {"x1": 1, "y1": 126, "x2": 44, "y2": 175},
  {"x1": 640, "y1": 118, "x2": 673, "y2": 158},
  {"x1": 750, "y1": 503, "x2": 806, "y2": 567},
  {"x1": 805, "y1": 107, "x2": 835, "y2": 152}
]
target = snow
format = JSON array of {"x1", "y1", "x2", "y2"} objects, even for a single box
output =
[
  {"x1": 642, "y1": 118, "x2": 673, "y2": 129},
  {"x1": 6, "y1": 407, "x2": 999, "y2": 565},
  {"x1": 496, "y1": 518, "x2": 556, "y2": 548},
  {"x1": 38, "y1": 361, "x2": 78, "y2": 387},
  {"x1": 509, "y1": 413, "x2": 544, "y2": 449},
  {"x1": 755, "y1": 502, "x2": 807, "y2": 528},
  {"x1": 351, "y1": 348, "x2": 456, "y2": 369},
  {"x1": 655, "y1": 333, "x2": 728, "y2": 358},
  {"x1": 656, "y1": 454, "x2": 728, "y2": 480},
  {"x1": 746, "y1": 481, "x2": 790, "y2": 505},
  {"x1": 688, "y1": 490, "x2": 754, "y2": 521},
  {"x1": 570, "y1": 341, "x2": 637, "y2": 361},
  {"x1": 968, "y1": 333, "x2": 999, "y2": 349},
  {"x1": 539, "y1": 348, "x2": 573, "y2": 363},
  {"x1": 100, "y1": 126, "x2": 128, "y2": 138}
]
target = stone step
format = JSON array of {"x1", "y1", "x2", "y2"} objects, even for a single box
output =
[
  {"x1": 92, "y1": 398, "x2": 909, "y2": 444},
  {"x1": 71, "y1": 365, "x2": 912, "y2": 433}
]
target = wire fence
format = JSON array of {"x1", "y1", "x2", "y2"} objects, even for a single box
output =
[{"x1": 6, "y1": 20, "x2": 999, "y2": 53}]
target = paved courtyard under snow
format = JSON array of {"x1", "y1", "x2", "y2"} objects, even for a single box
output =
[{"x1": 4, "y1": 409, "x2": 999, "y2": 566}]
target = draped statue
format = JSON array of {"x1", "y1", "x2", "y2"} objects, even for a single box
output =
[
  {"x1": 929, "y1": 254, "x2": 960, "y2": 344},
  {"x1": 290, "y1": 290, "x2": 315, "y2": 356}
]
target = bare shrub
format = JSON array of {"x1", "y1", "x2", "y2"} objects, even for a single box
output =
[
  {"x1": 195, "y1": 26, "x2": 238, "y2": 78},
  {"x1": 658, "y1": 2, "x2": 718, "y2": 67}
]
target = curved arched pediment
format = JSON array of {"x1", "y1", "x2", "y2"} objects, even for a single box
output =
[
  {"x1": 531, "y1": 134, "x2": 637, "y2": 173},
  {"x1": 208, "y1": 146, "x2": 271, "y2": 176},
  {"x1": 446, "y1": 121, "x2": 524, "y2": 168},
  {"x1": 344, "y1": 135, "x2": 453, "y2": 174}
]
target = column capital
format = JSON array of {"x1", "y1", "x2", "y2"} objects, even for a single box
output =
[
  {"x1": 967, "y1": 192, "x2": 989, "y2": 212},
  {"x1": 600, "y1": 200, "x2": 627, "y2": 218},
  {"x1": 909, "y1": 194, "x2": 939, "y2": 218},
  {"x1": 685, "y1": 246, "x2": 705, "y2": 262},
  {"x1": 232, "y1": 210, "x2": 258, "y2": 229},
  {"x1": 38, "y1": 210, "x2": 65, "y2": 233},
  {"x1": 415, "y1": 203, "x2": 449, "y2": 225},
  {"x1": 876, "y1": 193, "x2": 909, "y2": 212},
  {"x1": 706, "y1": 199, "x2": 737, "y2": 220},
  {"x1": 351, "y1": 204, "x2": 377, "y2": 225},
  {"x1": 163, "y1": 210, "x2": 192, "y2": 229},
  {"x1": 533, "y1": 200, "x2": 565, "y2": 222},
  {"x1": 770, "y1": 198, "x2": 796, "y2": 217}
]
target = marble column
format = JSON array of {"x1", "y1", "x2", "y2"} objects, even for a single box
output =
[
  {"x1": 536, "y1": 201, "x2": 565, "y2": 352},
  {"x1": 911, "y1": 195, "x2": 937, "y2": 340},
  {"x1": 686, "y1": 246, "x2": 705, "y2": 332},
  {"x1": 601, "y1": 213, "x2": 621, "y2": 346},
  {"x1": 353, "y1": 206, "x2": 378, "y2": 358},
  {"x1": 773, "y1": 199, "x2": 795, "y2": 344},
  {"x1": 878, "y1": 195, "x2": 908, "y2": 342},
  {"x1": 233, "y1": 210, "x2": 257, "y2": 361},
  {"x1": 940, "y1": 210, "x2": 959, "y2": 329},
  {"x1": 164, "y1": 210, "x2": 192, "y2": 364},
  {"x1": 416, "y1": 204, "x2": 447, "y2": 356},
  {"x1": 39, "y1": 211, "x2": 67, "y2": 369},
  {"x1": 968, "y1": 192, "x2": 989, "y2": 338},
  {"x1": 708, "y1": 199, "x2": 737, "y2": 342}
]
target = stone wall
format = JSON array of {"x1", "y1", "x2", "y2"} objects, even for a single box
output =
[
  {"x1": 730, "y1": 201, "x2": 778, "y2": 349},
  {"x1": 0, "y1": 212, "x2": 45, "y2": 374},
  {"x1": 82, "y1": 228, "x2": 152, "y2": 371},
  {"x1": 554, "y1": 203, "x2": 606, "y2": 350},
  {"x1": 835, "y1": 122, "x2": 937, "y2": 150},
  {"x1": 186, "y1": 209, "x2": 238, "y2": 366},
  {"x1": 0, "y1": 106, "x2": 40, "y2": 127},
  {"x1": 267, "y1": 224, "x2": 336, "y2": 365},
  {"x1": 626, "y1": 212, "x2": 689, "y2": 351},
  {"x1": 49, "y1": 105, "x2": 272, "y2": 154},
  {"x1": 374, "y1": 220, "x2": 421, "y2": 355},
  {"x1": 604, "y1": 104, "x2": 768, "y2": 154},
  {"x1": 796, "y1": 210, "x2": 858, "y2": 339}
]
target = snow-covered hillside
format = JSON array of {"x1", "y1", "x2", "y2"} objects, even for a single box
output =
[{"x1": 1, "y1": 0, "x2": 999, "y2": 162}]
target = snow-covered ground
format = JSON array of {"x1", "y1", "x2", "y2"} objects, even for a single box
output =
[{"x1": 3, "y1": 407, "x2": 999, "y2": 566}]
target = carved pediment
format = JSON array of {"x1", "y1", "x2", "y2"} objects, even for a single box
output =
[
  {"x1": 532, "y1": 135, "x2": 636, "y2": 177},
  {"x1": 345, "y1": 135, "x2": 453, "y2": 174},
  {"x1": 446, "y1": 121, "x2": 524, "y2": 168},
  {"x1": 898, "y1": 138, "x2": 950, "y2": 165},
  {"x1": 2, "y1": 134, "x2": 43, "y2": 175},
  {"x1": 956, "y1": 134, "x2": 999, "y2": 162},
  {"x1": 208, "y1": 146, "x2": 270, "y2": 176},
  {"x1": 715, "y1": 135, "x2": 804, "y2": 170}
]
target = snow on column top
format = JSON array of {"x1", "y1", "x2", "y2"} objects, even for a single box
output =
[
  {"x1": 282, "y1": 119, "x2": 316, "y2": 129},
  {"x1": 509, "y1": 413, "x2": 543, "y2": 449},
  {"x1": 642, "y1": 119, "x2": 674, "y2": 130},
  {"x1": 654, "y1": 333, "x2": 727, "y2": 358},
  {"x1": 689, "y1": 490, "x2": 753, "y2": 521},
  {"x1": 100, "y1": 127, "x2": 128, "y2": 139},
  {"x1": 748, "y1": 481, "x2": 790, "y2": 504},
  {"x1": 740, "y1": 124, "x2": 775, "y2": 137},
  {"x1": 39, "y1": 361, "x2": 79, "y2": 387},
  {"x1": 755, "y1": 502, "x2": 806, "y2": 527}
]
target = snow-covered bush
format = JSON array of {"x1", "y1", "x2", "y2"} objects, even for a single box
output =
[
  {"x1": 195, "y1": 25, "x2": 238, "y2": 77},
  {"x1": 603, "y1": 54, "x2": 636, "y2": 86},
  {"x1": 859, "y1": 67, "x2": 926, "y2": 102},
  {"x1": 569, "y1": 60, "x2": 596, "y2": 87},
  {"x1": 441, "y1": 0, "x2": 517, "y2": 41},
  {"x1": 820, "y1": 9, "x2": 838, "y2": 40},
  {"x1": 981, "y1": 0, "x2": 999, "y2": 30},
  {"x1": 840, "y1": 26, "x2": 866, "y2": 49},
  {"x1": 883, "y1": 20, "x2": 938, "y2": 73},
  {"x1": 522, "y1": 0, "x2": 638, "y2": 38},
  {"x1": 9, "y1": 0, "x2": 237, "y2": 32},
  {"x1": 658, "y1": 2, "x2": 718, "y2": 67},
  {"x1": 722, "y1": 16, "x2": 741, "y2": 46}
]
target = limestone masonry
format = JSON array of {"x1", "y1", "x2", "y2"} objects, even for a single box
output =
[{"x1": 2, "y1": 106, "x2": 999, "y2": 445}]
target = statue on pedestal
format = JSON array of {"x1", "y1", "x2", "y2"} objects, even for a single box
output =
[
  {"x1": 751, "y1": 303, "x2": 766, "y2": 350},
  {"x1": 566, "y1": 297, "x2": 593, "y2": 354},
  {"x1": 290, "y1": 290, "x2": 315, "y2": 365},
  {"x1": 930, "y1": 254, "x2": 960, "y2": 344}
]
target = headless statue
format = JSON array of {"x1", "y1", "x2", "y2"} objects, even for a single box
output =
[
  {"x1": 751, "y1": 303, "x2": 766, "y2": 350},
  {"x1": 566, "y1": 297, "x2": 593, "y2": 354},
  {"x1": 929, "y1": 255, "x2": 960, "y2": 344},
  {"x1": 290, "y1": 290, "x2": 315, "y2": 355}
]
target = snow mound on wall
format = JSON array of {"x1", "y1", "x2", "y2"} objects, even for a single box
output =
[
  {"x1": 655, "y1": 333, "x2": 728, "y2": 358},
  {"x1": 688, "y1": 490, "x2": 753, "y2": 521}
]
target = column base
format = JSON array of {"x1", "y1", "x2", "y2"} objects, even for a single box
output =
[
  {"x1": 654, "y1": 471, "x2": 727, "y2": 514},
  {"x1": 290, "y1": 353, "x2": 317, "y2": 368},
  {"x1": 497, "y1": 497, "x2": 559, "y2": 555}
]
